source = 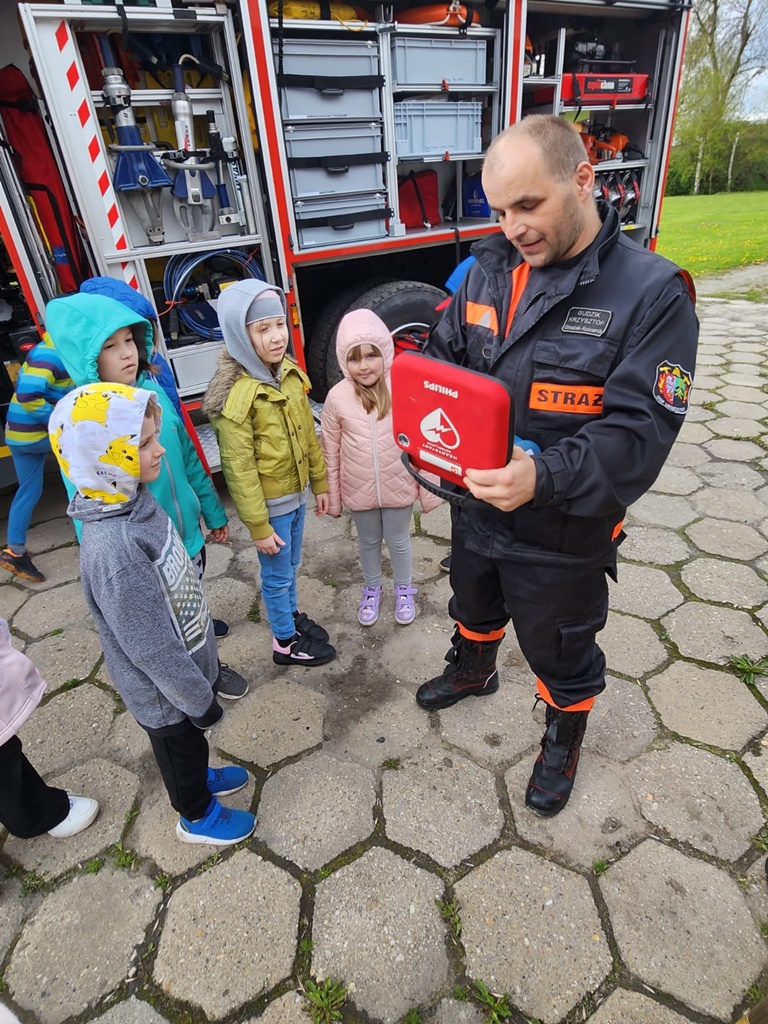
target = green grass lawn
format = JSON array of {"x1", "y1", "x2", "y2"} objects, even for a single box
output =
[{"x1": 655, "y1": 191, "x2": 768, "y2": 276}]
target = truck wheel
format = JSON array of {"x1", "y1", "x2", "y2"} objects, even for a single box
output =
[
  {"x1": 306, "y1": 278, "x2": 394, "y2": 399},
  {"x1": 313, "y1": 279, "x2": 448, "y2": 396}
]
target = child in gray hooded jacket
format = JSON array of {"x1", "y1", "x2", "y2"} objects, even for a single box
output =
[{"x1": 48, "y1": 382, "x2": 255, "y2": 847}]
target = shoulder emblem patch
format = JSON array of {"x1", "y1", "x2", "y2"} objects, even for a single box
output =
[{"x1": 654, "y1": 362, "x2": 693, "y2": 414}]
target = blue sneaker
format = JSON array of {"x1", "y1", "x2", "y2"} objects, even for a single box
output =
[
  {"x1": 207, "y1": 765, "x2": 251, "y2": 797},
  {"x1": 176, "y1": 797, "x2": 256, "y2": 846}
]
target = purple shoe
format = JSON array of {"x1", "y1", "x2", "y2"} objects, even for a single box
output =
[
  {"x1": 394, "y1": 584, "x2": 417, "y2": 625},
  {"x1": 358, "y1": 585, "x2": 382, "y2": 626}
]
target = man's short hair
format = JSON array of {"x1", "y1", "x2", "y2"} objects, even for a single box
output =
[{"x1": 486, "y1": 115, "x2": 587, "y2": 182}]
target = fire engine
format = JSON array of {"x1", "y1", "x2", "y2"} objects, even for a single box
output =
[{"x1": 0, "y1": 0, "x2": 691, "y2": 479}]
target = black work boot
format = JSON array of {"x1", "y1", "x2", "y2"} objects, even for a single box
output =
[
  {"x1": 525, "y1": 705, "x2": 589, "y2": 816},
  {"x1": 416, "y1": 628, "x2": 502, "y2": 710}
]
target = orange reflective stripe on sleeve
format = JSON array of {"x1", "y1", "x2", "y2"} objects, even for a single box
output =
[
  {"x1": 529, "y1": 384, "x2": 604, "y2": 414},
  {"x1": 504, "y1": 262, "x2": 531, "y2": 338},
  {"x1": 536, "y1": 678, "x2": 596, "y2": 712},
  {"x1": 465, "y1": 301, "x2": 498, "y2": 333},
  {"x1": 458, "y1": 623, "x2": 506, "y2": 643},
  {"x1": 611, "y1": 519, "x2": 624, "y2": 541}
]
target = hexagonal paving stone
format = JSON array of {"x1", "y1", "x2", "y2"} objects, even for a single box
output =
[
  {"x1": 383, "y1": 749, "x2": 503, "y2": 867},
  {"x1": 629, "y1": 743, "x2": 763, "y2": 860},
  {"x1": 201, "y1": 540, "x2": 235, "y2": 578},
  {"x1": 665, "y1": 442, "x2": 711, "y2": 469},
  {"x1": 0, "y1": 871, "x2": 31, "y2": 965},
  {"x1": 506, "y1": 753, "x2": 647, "y2": 869},
  {"x1": 7, "y1": 546, "x2": 80, "y2": 595},
  {"x1": 248, "y1": 991, "x2": 309, "y2": 1023},
  {"x1": 3, "y1": 759, "x2": 140, "y2": 876},
  {"x1": 609, "y1": 564, "x2": 683, "y2": 619},
  {"x1": 425, "y1": 999, "x2": 485, "y2": 1024},
  {"x1": 0, "y1": 584, "x2": 29, "y2": 622},
  {"x1": 91, "y1": 998, "x2": 169, "y2": 1024},
  {"x1": 627, "y1": 493, "x2": 697, "y2": 529},
  {"x1": 375, "y1": 611, "x2": 456, "y2": 685},
  {"x1": 23, "y1": 517, "x2": 77, "y2": 554},
  {"x1": 6, "y1": 867, "x2": 160, "y2": 1024},
  {"x1": 17, "y1": 683, "x2": 115, "y2": 777},
  {"x1": 323, "y1": 684, "x2": 431, "y2": 770},
  {"x1": 646, "y1": 662, "x2": 767, "y2": 749},
  {"x1": 256, "y1": 751, "x2": 375, "y2": 870},
  {"x1": 436, "y1": 668, "x2": 541, "y2": 765},
  {"x1": 619, "y1": 526, "x2": 690, "y2": 565},
  {"x1": 649, "y1": 465, "x2": 701, "y2": 496},
  {"x1": 682, "y1": 557, "x2": 768, "y2": 607},
  {"x1": 704, "y1": 437, "x2": 765, "y2": 462},
  {"x1": 677, "y1": 422, "x2": 713, "y2": 445},
  {"x1": 698, "y1": 461, "x2": 765, "y2": 490},
  {"x1": 129, "y1": 768, "x2": 255, "y2": 874},
  {"x1": 583, "y1": 675, "x2": 657, "y2": 762},
  {"x1": 600, "y1": 840, "x2": 766, "y2": 1020},
  {"x1": 589, "y1": 988, "x2": 705, "y2": 1023},
  {"x1": 662, "y1": 602, "x2": 768, "y2": 664},
  {"x1": 26, "y1": 628, "x2": 103, "y2": 691},
  {"x1": 12, "y1": 580, "x2": 91, "y2": 638},
  {"x1": 202, "y1": 576, "x2": 254, "y2": 626},
  {"x1": 153, "y1": 850, "x2": 300, "y2": 1018},
  {"x1": 213, "y1": 679, "x2": 326, "y2": 767},
  {"x1": 711, "y1": 399, "x2": 765, "y2": 420},
  {"x1": 456, "y1": 847, "x2": 611, "y2": 1023},
  {"x1": 312, "y1": 847, "x2": 449, "y2": 1024},
  {"x1": 685, "y1": 518, "x2": 768, "y2": 561},
  {"x1": 690, "y1": 487, "x2": 767, "y2": 523},
  {"x1": 708, "y1": 417, "x2": 765, "y2": 439},
  {"x1": 600, "y1": 612, "x2": 668, "y2": 677}
]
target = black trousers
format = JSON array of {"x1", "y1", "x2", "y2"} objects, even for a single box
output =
[
  {"x1": 147, "y1": 720, "x2": 211, "y2": 821},
  {"x1": 0, "y1": 734, "x2": 70, "y2": 838},
  {"x1": 448, "y1": 530, "x2": 609, "y2": 709}
]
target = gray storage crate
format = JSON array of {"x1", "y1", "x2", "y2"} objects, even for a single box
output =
[
  {"x1": 394, "y1": 100, "x2": 482, "y2": 157},
  {"x1": 284, "y1": 122, "x2": 386, "y2": 198},
  {"x1": 391, "y1": 37, "x2": 486, "y2": 86},
  {"x1": 274, "y1": 38, "x2": 382, "y2": 119},
  {"x1": 294, "y1": 192, "x2": 389, "y2": 249}
]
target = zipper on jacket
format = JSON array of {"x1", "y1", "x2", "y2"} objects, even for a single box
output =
[{"x1": 370, "y1": 413, "x2": 383, "y2": 507}]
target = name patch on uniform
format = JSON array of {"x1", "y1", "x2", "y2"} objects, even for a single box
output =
[
  {"x1": 654, "y1": 362, "x2": 693, "y2": 414},
  {"x1": 529, "y1": 384, "x2": 604, "y2": 414},
  {"x1": 561, "y1": 307, "x2": 612, "y2": 337}
]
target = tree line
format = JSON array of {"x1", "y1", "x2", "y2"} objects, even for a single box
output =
[{"x1": 667, "y1": 0, "x2": 767, "y2": 195}]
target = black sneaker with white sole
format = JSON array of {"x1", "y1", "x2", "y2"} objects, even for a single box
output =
[
  {"x1": 213, "y1": 618, "x2": 230, "y2": 639},
  {"x1": 216, "y1": 664, "x2": 249, "y2": 699}
]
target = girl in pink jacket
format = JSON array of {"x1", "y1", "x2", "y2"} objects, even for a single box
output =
[{"x1": 320, "y1": 310, "x2": 441, "y2": 626}]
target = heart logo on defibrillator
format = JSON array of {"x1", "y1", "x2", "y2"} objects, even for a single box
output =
[{"x1": 420, "y1": 408, "x2": 460, "y2": 450}]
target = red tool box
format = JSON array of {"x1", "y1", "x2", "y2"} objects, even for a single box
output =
[{"x1": 561, "y1": 72, "x2": 650, "y2": 104}]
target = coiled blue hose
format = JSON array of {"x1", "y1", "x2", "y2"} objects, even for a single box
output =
[{"x1": 163, "y1": 249, "x2": 265, "y2": 342}]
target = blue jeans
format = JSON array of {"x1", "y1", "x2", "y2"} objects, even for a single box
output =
[
  {"x1": 6, "y1": 439, "x2": 52, "y2": 552},
  {"x1": 257, "y1": 503, "x2": 306, "y2": 640}
]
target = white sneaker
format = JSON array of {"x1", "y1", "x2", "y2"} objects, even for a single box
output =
[{"x1": 47, "y1": 794, "x2": 99, "y2": 838}]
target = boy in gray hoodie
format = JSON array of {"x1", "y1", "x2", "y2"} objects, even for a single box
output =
[{"x1": 48, "y1": 382, "x2": 255, "y2": 846}]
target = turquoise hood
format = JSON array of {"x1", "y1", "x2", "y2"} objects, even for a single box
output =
[{"x1": 45, "y1": 292, "x2": 153, "y2": 387}]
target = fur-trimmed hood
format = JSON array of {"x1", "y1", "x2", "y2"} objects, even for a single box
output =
[{"x1": 202, "y1": 351, "x2": 246, "y2": 418}]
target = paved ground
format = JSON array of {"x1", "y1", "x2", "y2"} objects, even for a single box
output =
[{"x1": 2, "y1": 292, "x2": 768, "y2": 1024}]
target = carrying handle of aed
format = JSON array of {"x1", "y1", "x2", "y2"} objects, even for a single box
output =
[{"x1": 400, "y1": 452, "x2": 489, "y2": 508}]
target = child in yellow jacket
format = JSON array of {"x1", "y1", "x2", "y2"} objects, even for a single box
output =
[{"x1": 203, "y1": 281, "x2": 335, "y2": 667}]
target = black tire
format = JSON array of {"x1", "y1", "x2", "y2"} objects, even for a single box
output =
[
  {"x1": 314, "y1": 279, "x2": 448, "y2": 395},
  {"x1": 306, "y1": 277, "x2": 395, "y2": 399}
]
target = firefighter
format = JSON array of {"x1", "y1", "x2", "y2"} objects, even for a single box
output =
[{"x1": 416, "y1": 115, "x2": 698, "y2": 816}]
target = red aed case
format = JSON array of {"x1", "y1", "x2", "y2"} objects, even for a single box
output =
[{"x1": 391, "y1": 351, "x2": 514, "y2": 483}]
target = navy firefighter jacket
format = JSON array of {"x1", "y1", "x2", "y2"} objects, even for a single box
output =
[{"x1": 424, "y1": 204, "x2": 699, "y2": 569}]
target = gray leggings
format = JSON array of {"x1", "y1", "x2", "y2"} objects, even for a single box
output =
[{"x1": 350, "y1": 506, "x2": 414, "y2": 588}]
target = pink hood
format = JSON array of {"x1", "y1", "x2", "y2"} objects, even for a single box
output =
[{"x1": 335, "y1": 309, "x2": 394, "y2": 381}]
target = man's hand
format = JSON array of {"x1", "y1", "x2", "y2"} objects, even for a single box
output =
[
  {"x1": 464, "y1": 446, "x2": 538, "y2": 512},
  {"x1": 255, "y1": 531, "x2": 286, "y2": 555},
  {"x1": 207, "y1": 525, "x2": 229, "y2": 544},
  {"x1": 315, "y1": 493, "x2": 329, "y2": 516}
]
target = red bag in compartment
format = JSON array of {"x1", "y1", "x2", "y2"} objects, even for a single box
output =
[{"x1": 398, "y1": 169, "x2": 441, "y2": 229}]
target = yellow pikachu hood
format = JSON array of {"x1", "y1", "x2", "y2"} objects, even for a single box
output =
[{"x1": 48, "y1": 383, "x2": 160, "y2": 504}]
